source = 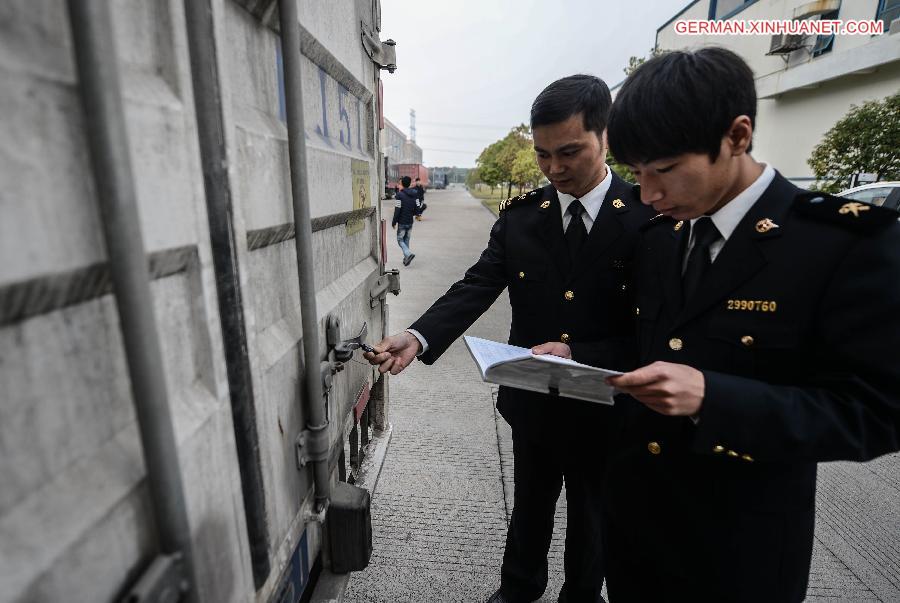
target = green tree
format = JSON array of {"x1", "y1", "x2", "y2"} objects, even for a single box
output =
[
  {"x1": 511, "y1": 147, "x2": 543, "y2": 192},
  {"x1": 624, "y1": 46, "x2": 666, "y2": 76},
  {"x1": 476, "y1": 124, "x2": 534, "y2": 197},
  {"x1": 607, "y1": 151, "x2": 635, "y2": 184},
  {"x1": 465, "y1": 167, "x2": 481, "y2": 190},
  {"x1": 808, "y1": 92, "x2": 900, "y2": 193},
  {"x1": 496, "y1": 124, "x2": 532, "y2": 197},
  {"x1": 476, "y1": 141, "x2": 504, "y2": 194}
]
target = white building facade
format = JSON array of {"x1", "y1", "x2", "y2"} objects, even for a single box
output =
[
  {"x1": 655, "y1": 0, "x2": 900, "y2": 185},
  {"x1": 382, "y1": 117, "x2": 423, "y2": 164}
]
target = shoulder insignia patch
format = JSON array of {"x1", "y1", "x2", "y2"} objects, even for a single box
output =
[
  {"x1": 793, "y1": 191, "x2": 898, "y2": 233},
  {"x1": 639, "y1": 212, "x2": 673, "y2": 231},
  {"x1": 499, "y1": 187, "x2": 543, "y2": 212},
  {"x1": 639, "y1": 214, "x2": 677, "y2": 230}
]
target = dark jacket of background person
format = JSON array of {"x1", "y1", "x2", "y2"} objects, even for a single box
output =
[
  {"x1": 606, "y1": 174, "x2": 900, "y2": 601},
  {"x1": 410, "y1": 173, "x2": 654, "y2": 440},
  {"x1": 392, "y1": 188, "x2": 420, "y2": 227}
]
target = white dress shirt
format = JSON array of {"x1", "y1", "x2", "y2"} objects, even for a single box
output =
[
  {"x1": 683, "y1": 163, "x2": 775, "y2": 271},
  {"x1": 681, "y1": 163, "x2": 774, "y2": 424},
  {"x1": 407, "y1": 167, "x2": 614, "y2": 355},
  {"x1": 557, "y1": 165, "x2": 613, "y2": 235}
]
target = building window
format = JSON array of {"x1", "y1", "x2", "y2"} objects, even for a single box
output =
[
  {"x1": 812, "y1": 33, "x2": 835, "y2": 56},
  {"x1": 710, "y1": 0, "x2": 759, "y2": 20},
  {"x1": 877, "y1": 0, "x2": 900, "y2": 31},
  {"x1": 813, "y1": 9, "x2": 839, "y2": 57}
]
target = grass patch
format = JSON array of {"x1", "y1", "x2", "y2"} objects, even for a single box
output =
[
  {"x1": 482, "y1": 199, "x2": 501, "y2": 216},
  {"x1": 469, "y1": 186, "x2": 507, "y2": 216}
]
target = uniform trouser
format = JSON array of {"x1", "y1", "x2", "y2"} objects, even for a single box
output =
[
  {"x1": 396, "y1": 223, "x2": 412, "y2": 257},
  {"x1": 500, "y1": 428, "x2": 605, "y2": 603},
  {"x1": 604, "y1": 519, "x2": 704, "y2": 602},
  {"x1": 603, "y1": 470, "x2": 812, "y2": 603}
]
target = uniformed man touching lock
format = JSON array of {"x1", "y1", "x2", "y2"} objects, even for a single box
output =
[
  {"x1": 365, "y1": 75, "x2": 654, "y2": 603},
  {"x1": 594, "y1": 48, "x2": 900, "y2": 602}
]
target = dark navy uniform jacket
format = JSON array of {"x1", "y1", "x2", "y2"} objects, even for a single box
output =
[
  {"x1": 606, "y1": 172, "x2": 900, "y2": 601},
  {"x1": 410, "y1": 173, "x2": 656, "y2": 441}
]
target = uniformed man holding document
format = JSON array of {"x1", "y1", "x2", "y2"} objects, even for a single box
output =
[
  {"x1": 366, "y1": 75, "x2": 654, "y2": 602},
  {"x1": 593, "y1": 47, "x2": 900, "y2": 602}
]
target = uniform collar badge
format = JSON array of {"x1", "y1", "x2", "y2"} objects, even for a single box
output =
[
  {"x1": 755, "y1": 218, "x2": 779, "y2": 233},
  {"x1": 673, "y1": 220, "x2": 684, "y2": 231},
  {"x1": 540, "y1": 200, "x2": 551, "y2": 209},
  {"x1": 839, "y1": 202, "x2": 870, "y2": 217},
  {"x1": 612, "y1": 198, "x2": 625, "y2": 209}
]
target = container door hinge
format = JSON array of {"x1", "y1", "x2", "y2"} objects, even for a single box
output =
[
  {"x1": 361, "y1": 20, "x2": 396, "y2": 73},
  {"x1": 370, "y1": 270, "x2": 400, "y2": 308}
]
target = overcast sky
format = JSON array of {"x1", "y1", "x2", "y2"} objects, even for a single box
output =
[{"x1": 379, "y1": 0, "x2": 690, "y2": 168}]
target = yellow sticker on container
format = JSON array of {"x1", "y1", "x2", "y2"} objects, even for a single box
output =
[{"x1": 347, "y1": 159, "x2": 371, "y2": 235}]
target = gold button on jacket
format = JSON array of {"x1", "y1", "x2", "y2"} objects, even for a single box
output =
[
  {"x1": 647, "y1": 441, "x2": 662, "y2": 455},
  {"x1": 564, "y1": 290, "x2": 574, "y2": 301},
  {"x1": 669, "y1": 338, "x2": 683, "y2": 351},
  {"x1": 560, "y1": 333, "x2": 570, "y2": 343},
  {"x1": 741, "y1": 335, "x2": 754, "y2": 347},
  {"x1": 518, "y1": 271, "x2": 525, "y2": 279}
]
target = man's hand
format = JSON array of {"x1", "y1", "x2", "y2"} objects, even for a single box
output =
[
  {"x1": 606, "y1": 361, "x2": 705, "y2": 416},
  {"x1": 531, "y1": 342, "x2": 572, "y2": 359},
  {"x1": 363, "y1": 331, "x2": 422, "y2": 375}
]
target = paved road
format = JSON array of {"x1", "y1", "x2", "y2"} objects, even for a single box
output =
[{"x1": 345, "y1": 187, "x2": 900, "y2": 602}]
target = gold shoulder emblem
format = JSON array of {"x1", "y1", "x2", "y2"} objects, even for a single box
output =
[
  {"x1": 755, "y1": 218, "x2": 779, "y2": 233},
  {"x1": 612, "y1": 198, "x2": 625, "y2": 209},
  {"x1": 839, "y1": 202, "x2": 870, "y2": 217}
]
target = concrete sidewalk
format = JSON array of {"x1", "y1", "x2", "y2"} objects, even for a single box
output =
[
  {"x1": 345, "y1": 188, "x2": 531, "y2": 602},
  {"x1": 345, "y1": 187, "x2": 900, "y2": 602}
]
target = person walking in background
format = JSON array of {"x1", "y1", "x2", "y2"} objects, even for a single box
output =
[
  {"x1": 393, "y1": 175, "x2": 420, "y2": 266},
  {"x1": 414, "y1": 177, "x2": 427, "y2": 220}
]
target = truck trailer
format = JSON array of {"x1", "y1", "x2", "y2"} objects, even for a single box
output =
[
  {"x1": 385, "y1": 161, "x2": 429, "y2": 195},
  {"x1": 1, "y1": 1, "x2": 399, "y2": 601}
]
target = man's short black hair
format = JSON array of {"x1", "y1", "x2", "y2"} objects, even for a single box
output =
[
  {"x1": 608, "y1": 47, "x2": 756, "y2": 165},
  {"x1": 531, "y1": 74, "x2": 612, "y2": 136},
  {"x1": 401, "y1": 176, "x2": 412, "y2": 188}
]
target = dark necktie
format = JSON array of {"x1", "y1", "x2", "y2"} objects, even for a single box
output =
[
  {"x1": 682, "y1": 217, "x2": 720, "y2": 303},
  {"x1": 565, "y1": 200, "x2": 588, "y2": 262}
]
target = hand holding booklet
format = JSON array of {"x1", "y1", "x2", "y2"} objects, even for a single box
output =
[{"x1": 464, "y1": 336, "x2": 622, "y2": 405}]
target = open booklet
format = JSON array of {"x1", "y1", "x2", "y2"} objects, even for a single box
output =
[{"x1": 463, "y1": 336, "x2": 622, "y2": 405}]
